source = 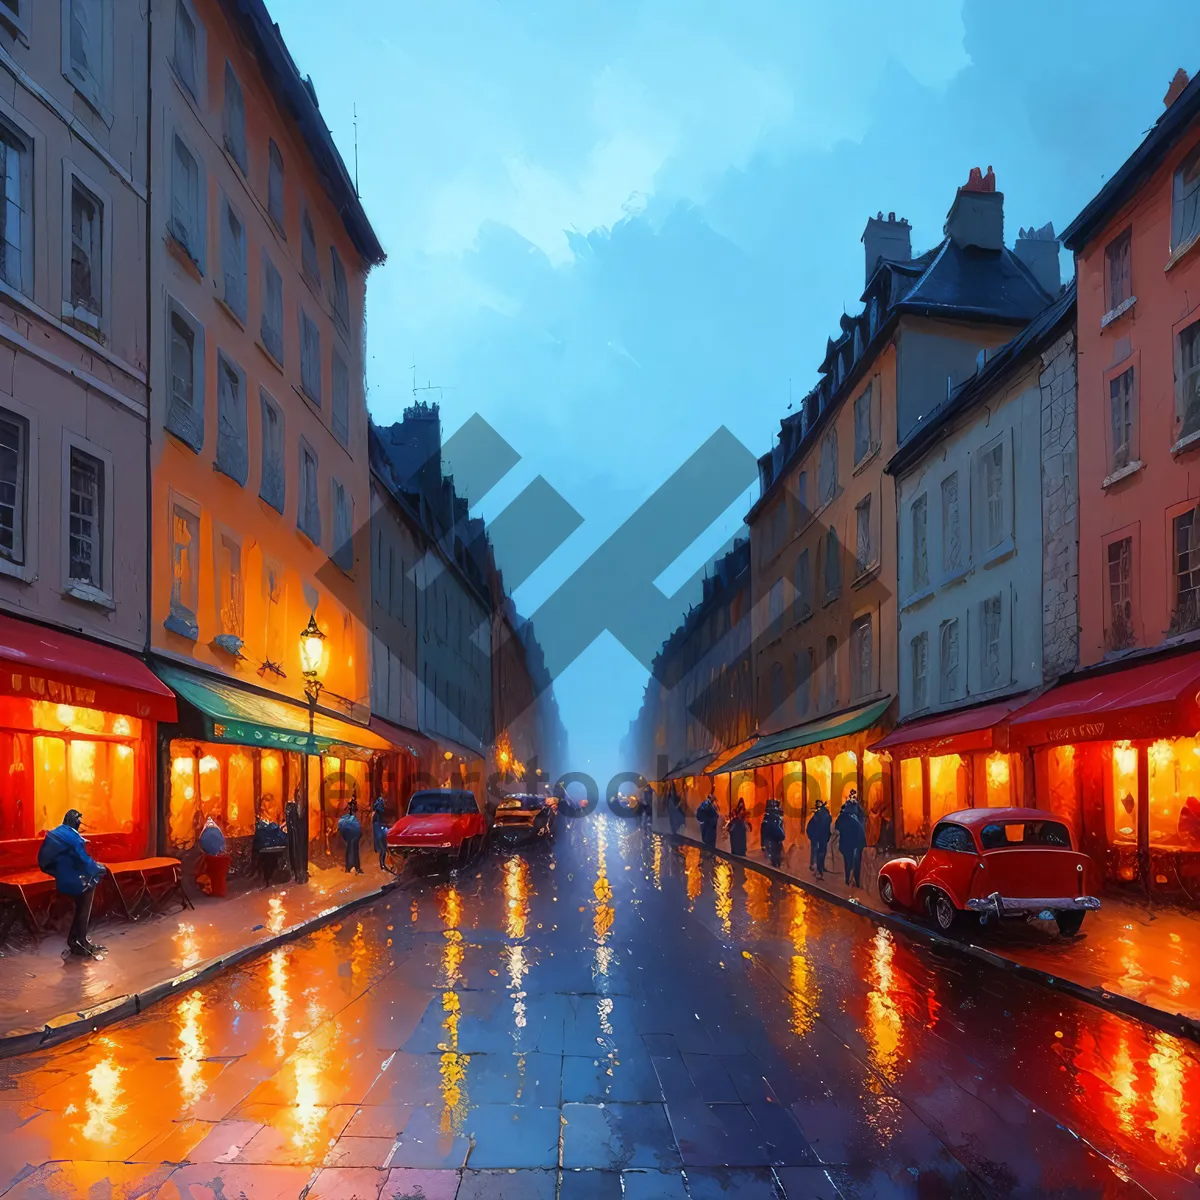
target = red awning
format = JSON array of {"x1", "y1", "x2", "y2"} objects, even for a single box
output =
[
  {"x1": 1008, "y1": 649, "x2": 1200, "y2": 748},
  {"x1": 0, "y1": 613, "x2": 176, "y2": 722},
  {"x1": 869, "y1": 694, "x2": 1034, "y2": 758}
]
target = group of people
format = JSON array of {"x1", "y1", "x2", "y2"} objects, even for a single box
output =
[
  {"x1": 335, "y1": 793, "x2": 392, "y2": 874},
  {"x1": 804, "y1": 790, "x2": 867, "y2": 886}
]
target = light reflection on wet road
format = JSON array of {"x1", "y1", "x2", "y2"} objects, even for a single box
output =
[{"x1": 1, "y1": 814, "x2": 1198, "y2": 1198}]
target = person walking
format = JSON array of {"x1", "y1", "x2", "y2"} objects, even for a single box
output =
[
  {"x1": 285, "y1": 791, "x2": 307, "y2": 884},
  {"x1": 668, "y1": 787, "x2": 687, "y2": 835},
  {"x1": 760, "y1": 797, "x2": 785, "y2": 867},
  {"x1": 338, "y1": 799, "x2": 363, "y2": 875},
  {"x1": 372, "y1": 796, "x2": 390, "y2": 869},
  {"x1": 38, "y1": 809, "x2": 107, "y2": 958},
  {"x1": 696, "y1": 794, "x2": 719, "y2": 850},
  {"x1": 727, "y1": 798, "x2": 749, "y2": 857},
  {"x1": 806, "y1": 799, "x2": 832, "y2": 879},
  {"x1": 836, "y1": 789, "x2": 867, "y2": 888}
]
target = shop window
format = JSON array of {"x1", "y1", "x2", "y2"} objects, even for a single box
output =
[
  {"x1": 1046, "y1": 744, "x2": 1080, "y2": 842},
  {"x1": 863, "y1": 749, "x2": 884, "y2": 843},
  {"x1": 1178, "y1": 320, "x2": 1200, "y2": 441},
  {"x1": 1148, "y1": 736, "x2": 1200, "y2": 850},
  {"x1": 805, "y1": 755, "x2": 831, "y2": 814},
  {"x1": 911, "y1": 494, "x2": 928, "y2": 592},
  {"x1": 832, "y1": 750, "x2": 857, "y2": 814},
  {"x1": 984, "y1": 751, "x2": 1012, "y2": 807},
  {"x1": 168, "y1": 741, "x2": 278, "y2": 848},
  {"x1": 1171, "y1": 144, "x2": 1200, "y2": 253},
  {"x1": 1109, "y1": 740, "x2": 1138, "y2": 846},
  {"x1": 1107, "y1": 536, "x2": 1134, "y2": 650},
  {"x1": 899, "y1": 758, "x2": 924, "y2": 846},
  {"x1": 32, "y1": 738, "x2": 136, "y2": 839},
  {"x1": 929, "y1": 753, "x2": 967, "y2": 824}
]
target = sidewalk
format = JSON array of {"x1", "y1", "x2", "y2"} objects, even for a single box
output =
[
  {"x1": 659, "y1": 814, "x2": 1200, "y2": 1042},
  {"x1": 0, "y1": 863, "x2": 399, "y2": 1056}
]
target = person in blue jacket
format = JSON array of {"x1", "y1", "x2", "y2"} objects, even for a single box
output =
[
  {"x1": 38, "y1": 809, "x2": 107, "y2": 957},
  {"x1": 835, "y1": 790, "x2": 867, "y2": 888}
]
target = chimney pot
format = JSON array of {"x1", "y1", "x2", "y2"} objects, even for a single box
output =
[
  {"x1": 945, "y1": 168, "x2": 1004, "y2": 251},
  {"x1": 1014, "y1": 221, "x2": 1061, "y2": 297}
]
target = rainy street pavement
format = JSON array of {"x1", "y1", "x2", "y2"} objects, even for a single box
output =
[{"x1": 1, "y1": 815, "x2": 1199, "y2": 1199}]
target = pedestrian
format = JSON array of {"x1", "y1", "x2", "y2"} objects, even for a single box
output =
[
  {"x1": 836, "y1": 789, "x2": 867, "y2": 888},
  {"x1": 696, "y1": 793, "x2": 719, "y2": 850},
  {"x1": 372, "y1": 796, "x2": 390, "y2": 869},
  {"x1": 727, "y1": 798, "x2": 749, "y2": 857},
  {"x1": 338, "y1": 799, "x2": 363, "y2": 874},
  {"x1": 761, "y1": 797, "x2": 785, "y2": 867},
  {"x1": 37, "y1": 809, "x2": 107, "y2": 958},
  {"x1": 806, "y1": 799, "x2": 831, "y2": 879},
  {"x1": 668, "y1": 787, "x2": 687, "y2": 835},
  {"x1": 252, "y1": 815, "x2": 288, "y2": 887},
  {"x1": 285, "y1": 791, "x2": 308, "y2": 884}
]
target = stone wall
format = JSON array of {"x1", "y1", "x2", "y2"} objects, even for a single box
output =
[{"x1": 1039, "y1": 328, "x2": 1079, "y2": 679}]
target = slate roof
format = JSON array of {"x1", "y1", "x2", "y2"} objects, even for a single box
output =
[{"x1": 887, "y1": 280, "x2": 1077, "y2": 477}]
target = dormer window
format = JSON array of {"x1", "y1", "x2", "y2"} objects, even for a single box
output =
[{"x1": 869, "y1": 296, "x2": 879, "y2": 337}]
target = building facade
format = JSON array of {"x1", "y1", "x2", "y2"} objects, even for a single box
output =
[
  {"x1": 0, "y1": 1, "x2": 176, "y2": 872},
  {"x1": 148, "y1": 0, "x2": 389, "y2": 873}
]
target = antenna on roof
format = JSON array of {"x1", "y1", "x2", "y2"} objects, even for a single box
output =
[{"x1": 353, "y1": 103, "x2": 360, "y2": 197}]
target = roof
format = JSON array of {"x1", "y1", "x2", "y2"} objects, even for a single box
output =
[
  {"x1": 227, "y1": 0, "x2": 385, "y2": 265},
  {"x1": 1061, "y1": 71, "x2": 1200, "y2": 250},
  {"x1": 940, "y1": 807, "x2": 1057, "y2": 828},
  {"x1": 887, "y1": 280, "x2": 1076, "y2": 476}
]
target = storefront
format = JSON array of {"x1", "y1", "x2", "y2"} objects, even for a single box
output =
[
  {"x1": 1006, "y1": 649, "x2": 1200, "y2": 900},
  {"x1": 869, "y1": 694, "x2": 1035, "y2": 849},
  {"x1": 368, "y1": 714, "x2": 432, "y2": 825},
  {"x1": 0, "y1": 615, "x2": 176, "y2": 873},
  {"x1": 153, "y1": 662, "x2": 397, "y2": 877}
]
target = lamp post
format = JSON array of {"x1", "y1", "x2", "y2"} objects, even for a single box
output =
[{"x1": 299, "y1": 614, "x2": 326, "y2": 861}]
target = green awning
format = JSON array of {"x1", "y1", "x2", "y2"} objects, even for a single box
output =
[
  {"x1": 665, "y1": 752, "x2": 715, "y2": 781},
  {"x1": 154, "y1": 663, "x2": 393, "y2": 757},
  {"x1": 719, "y1": 696, "x2": 894, "y2": 773}
]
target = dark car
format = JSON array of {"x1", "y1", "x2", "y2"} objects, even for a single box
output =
[
  {"x1": 386, "y1": 789, "x2": 488, "y2": 867},
  {"x1": 492, "y1": 793, "x2": 557, "y2": 845}
]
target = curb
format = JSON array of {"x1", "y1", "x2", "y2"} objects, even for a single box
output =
[
  {"x1": 663, "y1": 830, "x2": 1200, "y2": 1047},
  {"x1": 0, "y1": 877, "x2": 403, "y2": 1059}
]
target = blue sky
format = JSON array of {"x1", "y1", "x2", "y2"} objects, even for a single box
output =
[{"x1": 273, "y1": 0, "x2": 1199, "y2": 780}]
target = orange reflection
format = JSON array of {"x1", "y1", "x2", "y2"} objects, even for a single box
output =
[
  {"x1": 863, "y1": 927, "x2": 904, "y2": 1145},
  {"x1": 592, "y1": 819, "x2": 614, "y2": 976},
  {"x1": 742, "y1": 871, "x2": 771, "y2": 924},
  {"x1": 268, "y1": 946, "x2": 291, "y2": 1055},
  {"x1": 1149, "y1": 1032, "x2": 1186, "y2": 1164},
  {"x1": 82, "y1": 1057, "x2": 125, "y2": 1145},
  {"x1": 714, "y1": 859, "x2": 732, "y2": 937},
  {"x1": 438, "y1": 989, "x2": 470, "y2": 1135},
  {"x1": 174, "y1": 921, "x2": 200, "y2": 969},
  {"x1": 267, "y1": 896, "x2": 286, "y2": 936},
  {"x1": 504, "y1": 855, "x2": 531, "y2": 940},
  {"x1": 787, "y1": 889, "x2": 817, "y2": 1037},
  {"x1": 440, "y1": 885, "x2": 465, "y2": 988},
  {"x1": 652, "y1": 835, "x2": 662, "y2": 890},
  {"x1": 290, "y1": 1039, "x2": 328, "y2": 1152},
  {"x1": 683, "y1": 844, "x2": 702, "y2": 908},
  {"x1": 175, "y1": 990, "x2": 207, "y2": 1107}
]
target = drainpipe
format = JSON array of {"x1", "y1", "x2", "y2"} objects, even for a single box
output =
[{"x1": 145, "y1": 0, "x2": 158, "y2": 855}]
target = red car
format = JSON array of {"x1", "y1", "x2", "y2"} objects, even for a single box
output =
[
  {"x1": 877, "y1": 807, "x2": 1100, "y2": 936},
  {"x1": 386, "y1": 789, "x2": 489, "y2": 867}
]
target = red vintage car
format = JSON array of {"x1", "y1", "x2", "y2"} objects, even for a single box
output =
[
  {"x1": 386, "y1": 789, "x2": 488, "y2": 867},
  {"x1": 877, "y1": 807, "x2": 1100, "y2": 936}
]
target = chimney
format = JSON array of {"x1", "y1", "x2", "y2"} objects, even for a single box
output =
[
  {"x1": 862, "y1": 211, "x2": 912, "y2": 284},
  {"x1": 1014, "y1": 222, "x2": 1061, "y2": 297},
  {"x1": 944, "y1": 166, "x2": 1004, "y2": 252},
  {"x1": 381, "y1": 400, "x2": 443, "y2": 496},
  {"x1": 1165, "y1": 68, "x2": 1190, "y2": 109}
]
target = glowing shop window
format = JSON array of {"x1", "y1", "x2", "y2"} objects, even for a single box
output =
[
  {"x1": 899, "y1": 758, "x2": 924, "y2": 845},
  {"x1": 1148, "y1": 737, "x2": 1200, "y2": 848},
  {"x1": 929, "y1": 754, "x2": 967, "y2": 824},
  {"x1": 832, "y1": 751, "x2": 858, "y2": 814},
  {"x1": 1047, "y1": 744, "x2": 1079, "y2": 834},
  {"x1": 227, "y1": 750, "x2": 255, "y2": 837},
  {"x1": 169, "y1": 750, "x2": 199, "y2": 845},
  {"x1": 308, "y1": 756, "x2": 322, "y2": 841},
  {"x1": 33, "y1": 736, "x2": 66, "y2": 835},
  {"x1": 344, "y1": 758, "x2": 369, "y2": 806},
  {"x1": 260, "y1": 751, "x2": 284, "y2": 824},
  {"x1": 1110, "y1": 740, "x2": 1138, "y2": 845},
  {"x1": 985, "y1": 752, "x2": 1012, "y2": 807},
  {"x1": 805, "y1": 755, "x2": 831, "y2": 815},
  {"x1": 29, "y1": 736, "x2": 136, "y2": 838}
]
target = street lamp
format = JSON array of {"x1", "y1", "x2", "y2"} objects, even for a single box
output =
[{"x1": 299, "y1": 613, "x2": 326, "y2": 863}]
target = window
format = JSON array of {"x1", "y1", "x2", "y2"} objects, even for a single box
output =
[
  {"x1": 853, "y1": 384, "x2": 873, "y2": 464},
  {"x1": 66, "y1": 0, "x2": 107, "y2": 112},
  {"x1": 259, "y1": 389, "x2": 284, "y2": 513},
  {"x1": 0, "y1": 121, "x2": 31, "y2": 295},
  {"x1": 821, "y1": 635, "x2": 838, "y2": 710},
  {"x1": 267, "y1": 140, "x2": 284, "y2": 231},
  {"x1": 823, "y1": 525, "x2": 841, "y2": 601},
  {"x1": 796, "y1": 649, "x2": 813, "y2": 717},
  {"x1": 1104, "y1": 228, "x2": 1132, "y2": 314},
  {"x1": 170, "y1": 134, "x2": 203, "y2": 267},
  {"x1": 263, "y1": 560, "x2": 285, "y2": 667},
  {"x1": 769, "y1": 662, "x2": 783, "y2": 715},
  {"x1": 69, "y1": 178, "x2": 103, "y2": 323},
  {"x1": 941, "y1": 472, "x2": 962, "y2": 574},
  {"x1": 911, "y1": 632, "x2": 928, "y2": 711},
  {"x1": 173, "y1": 0, "x2": 198, "y2": 98},
  {"x1": 793, "y1": 548, "x2": 812, "y2": 622},
  {"x1": 301, "y1": 208, "x2": 320, "y2": 284},
  {"x1": 795, "y1": 471, "x2": 808, "y2": 524},
  {"x1": 300, "y1": 309, "x2": 321, "y2": 405},
  {"x1": 220, "y1": 197, "x2": 247, "y2": 322},
  {"x1": 855, "y1": 494, "x2": 872, "y2": 575},
  {"x1": 768, "y1": 577, "x2": 784, "y2": 635},
  {"x1": 1107, "y1": 536, "x2": 1134, "y2": 649},
  {"x1": 931, "y1": 823, "x2": 975, "y2": 853},
  {"x1": 168, "y1": 500, "x2": 200, "y2": 638},
  {"x1": 67, "y1": 447, "x2": 103, "y2": 590},
  {"x1": 911, "y1": 494, "x2": 929, "y2": 592},
  {"x1": 818, "y1": 429, "x2": 838, "y2": 505},
  {"x1": 0, "y1": 0, "x2": 29, "y2": 39},
  {"x1": 0, "y1": 410, "x2": 27, "y2": 566},
  {"x1": 981, "y1": 594, "x2": 1002, "y2": 689},
  {"x1": 939, "y1": 617, "x2": 960, "y2": 704},
  {"x1": 1109, "y1": 367, "x2": 1135, "y2": 470},
  {"x1": 332, "y1": 478, "x2": 353, "y2": 572},
  {"x1": 215, "y1": 353, "x2": 247, "y2": 485},
  {"x1": 215, "y1": 532, "x2": 244, "y2": 650},
  {"x1": 983, "y1": 442, "x2": 1006, "y2": 550},
  {"x1": 298, "y1": 440, "x2": 320, "y2": 544},
  {"x1": 1179, "y1": 321, "x2": 1200, "y2": 441},
  {"x1": 166, "y1": 300, "x2": 204, "y2": 452},
  {"x1": 223, "y1": 61, "x2": 247, "y2": 173},
  {"x1": 1173, "y1": 507, "x2": 1200, "y2": 632},
  {"x1": 332, "y1": 351, "x2": 350, "y2": 447},
  {"x1": 1171, "y1": 144, "x2": 1200, "y2": 253},
  {"x1": 260, "y1": 252, "x2": 283, "y2": 364},
  {"x1": 330, "y1": 246, "x2": 349, "y2": 329},
  {"x1": 850, "y1": 613, "x2": 872, "y2": 699}
]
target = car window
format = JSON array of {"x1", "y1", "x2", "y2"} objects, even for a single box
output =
[
  {"x1": 980, "y1": 820, "x2": 1071, "y2": 849},
  {"x1": 930, "y1": 822, "x2": 976, "y2": 853},
  {"x1": 407, "y1": 790, "x2": 479, "y2": 815}
]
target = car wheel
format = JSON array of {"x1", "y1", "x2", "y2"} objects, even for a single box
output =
[
  {"x1": 1054, "y1": 909, "x2": 1085, "y2": 937},
  {"x1": 879, "y1": 876, "x2": 897, "y2": 909},
  {"x1": 928, "y1": 889, "x2": 959, "y2": 933}
]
